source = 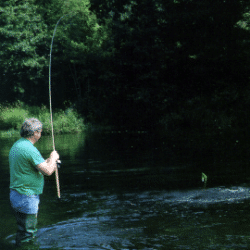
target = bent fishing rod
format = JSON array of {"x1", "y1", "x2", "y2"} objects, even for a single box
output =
[
  {"x1": 49, "y1": 13, "x2": 77, "y2": 198},
  {"x1": 49, "y1": 15, "x2": 66, "y2": 199}
]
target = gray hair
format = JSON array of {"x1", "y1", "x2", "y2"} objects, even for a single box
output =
[{"x1": 20, "y1": 118, "x2": 43, "y2": 138}]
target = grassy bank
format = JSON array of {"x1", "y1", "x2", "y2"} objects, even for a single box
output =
[{"x1": 0, "y1": 103, "x2": 85, "y2": 137}]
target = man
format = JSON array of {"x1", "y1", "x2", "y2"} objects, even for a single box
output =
[{"x1": 9, "y1": 118, "x2": 60, "y2": 247}]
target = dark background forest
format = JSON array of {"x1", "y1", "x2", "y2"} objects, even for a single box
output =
[{"x1": 1, "y1": 0, "x2": 250, "y2": 137}]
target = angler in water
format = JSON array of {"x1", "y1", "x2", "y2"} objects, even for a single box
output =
[{"x1": 9, "y1": 118, "x2": 60, "y2": 247}]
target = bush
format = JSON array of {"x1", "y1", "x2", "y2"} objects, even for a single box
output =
[
  {"x1": 0, "y1": 103, "x2": 85, "y2": 134},
  {"x1": 37, "y1": 107, "x2": 85, "y2": 134},
  {"x1": 0, "y1": 106, "x2": 28, "y2": 130}
]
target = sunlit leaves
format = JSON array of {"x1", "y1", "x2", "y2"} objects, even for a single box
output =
[
  {"x1": 0, "y1": 0, "x2": 48, "y2": 71},
  {"x1": 59, "y1": 0, "x2": 107, "y2": 56},
  {"x1": 0, "y1": 0, "x2": 49, "y2": 103}
]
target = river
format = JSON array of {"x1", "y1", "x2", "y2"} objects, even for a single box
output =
[{"x1": 1, "y1": 131, "x2": 250, "y2": 249}]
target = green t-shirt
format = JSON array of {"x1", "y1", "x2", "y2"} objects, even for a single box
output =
[{"x1": 9, "y1": 138, "x2": 45, "y2": 195}]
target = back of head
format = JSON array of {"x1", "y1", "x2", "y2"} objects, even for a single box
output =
[{"x1": 20, "y1": 118, "x2": 43, "y2": 138}]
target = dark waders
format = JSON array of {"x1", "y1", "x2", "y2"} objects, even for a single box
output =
[{"x1": 12, "y1": 208, "x2": 38, "y2": 247}]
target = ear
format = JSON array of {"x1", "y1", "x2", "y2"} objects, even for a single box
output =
[{"x1": 33, "y1": 131, "x2": 39, "y2": 136}]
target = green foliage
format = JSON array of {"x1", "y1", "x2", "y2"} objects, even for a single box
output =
[
  {"x1": 0, "y1": 0, "x2": 108, "y2": 106},
  {"x1": 0, "y1": 1, "x2": 48, "y2": 71},
  {"x1": 1, "y1": 0, "x2": 250, "y2": 132},
  {"x1": 57, "y1": 0, "x2": 108, "y2": 60},
  {"x1": 87, "y1": 0, "x2": 250, "y2": 130},
  {"x1": 202, "y1": 173, "x2": 207, "y2": 183},
  {"x1": 0, "y1": 103, "x2": 85, "y2": 135},
  {"x1": 0, "y1": 128, "x2": 20, "y2": 138},
  {"x1": 0, "y1": 0, "x2": 49, "y2": 104},
  {"x1": 37, "y1": 107, "x2": 85, "y2": 134},
  {"x1": 0, "y1": 103, "x2": 28, "y2": 130}
]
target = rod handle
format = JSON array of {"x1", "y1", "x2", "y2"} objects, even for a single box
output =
[{"x1": 55, "y1": 160, "x2": 61, "y2": 198}]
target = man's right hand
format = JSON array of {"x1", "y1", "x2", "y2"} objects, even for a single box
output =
[{"x1": 50, "y1": 150, "x2": 60, "y2": 161}]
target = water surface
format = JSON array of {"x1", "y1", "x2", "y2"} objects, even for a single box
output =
[{"x1": 1, "y1": 132, "x2": 250, "y2": 249}]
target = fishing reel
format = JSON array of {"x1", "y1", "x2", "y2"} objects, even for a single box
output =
[{"x1": 56, "y1": 160, "x2": 61, "y2": 168}]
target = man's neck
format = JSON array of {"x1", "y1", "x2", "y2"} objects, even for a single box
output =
[{"x1": 27, "y1": 137, "x2": 36, "y2": 145}]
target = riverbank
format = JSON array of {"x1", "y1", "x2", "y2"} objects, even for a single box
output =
[{"x1": 0, "y1": 103, "x2": 85, "y2": 137}]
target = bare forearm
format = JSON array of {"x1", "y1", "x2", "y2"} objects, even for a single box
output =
[
  {"x1": 45, "y1": 157, "x2": 57, "y2": 175},
  {"x1": 37, "y1": 158, "x2": 57, "y2": 176},
  {"x1": 36, "y1": 150, "x2": 60, "y2": 176}
]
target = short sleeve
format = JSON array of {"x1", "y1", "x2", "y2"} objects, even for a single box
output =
[{"x1": 29, "y1": 146, "x2": 45, "y2": 166}]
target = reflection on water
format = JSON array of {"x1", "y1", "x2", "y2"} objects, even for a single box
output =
[{"x1": 1, "y1": 132, "x2": 250, "y2": 249}]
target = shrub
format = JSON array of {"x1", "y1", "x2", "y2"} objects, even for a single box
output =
[
  {"x1": 36, "y1": 107, "x2": 85, "y2": 134},
  {"x1": 0, "y1": 107, "x2": 28, "y2": 130},
  {"x1": 0, "y1": 103, "x2": 85, "y2": 135}
]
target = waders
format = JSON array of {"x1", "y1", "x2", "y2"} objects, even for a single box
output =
[{"x1": 12, "y1": 208, "x2": 38, "y2": 247}]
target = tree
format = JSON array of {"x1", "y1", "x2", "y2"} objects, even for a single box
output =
[
  {"x1": 0, "y1": 0, "x2": 48, "y2": 104},
  {"x1": 0, "y1": 0, "x2": 110, "y2": 109},
  {"x1": 88, "y1": 0, "x2": 250, "y2": 130},
  {"x1": 33, "y1": 0, "x2": 111, "y2": 112}
]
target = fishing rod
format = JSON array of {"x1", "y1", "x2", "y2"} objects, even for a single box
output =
[
  {"x1": 49, "y1": 15, "x2": 66, "y2": 199},
  {"x1": 49, "y1": 13, "x2": 77, "y2": 198}
]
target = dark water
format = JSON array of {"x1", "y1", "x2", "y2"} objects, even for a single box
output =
[{"x1": 1, "y1": 131, "x2": 250, "y2": 249}]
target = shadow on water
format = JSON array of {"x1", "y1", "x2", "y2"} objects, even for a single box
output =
[{"x1": 2, "y1": 131, "x2": 250, "y2": 249}]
